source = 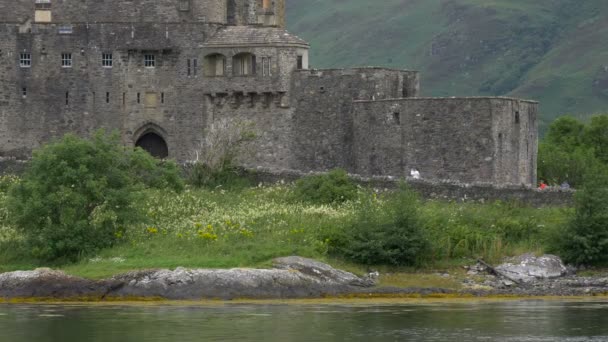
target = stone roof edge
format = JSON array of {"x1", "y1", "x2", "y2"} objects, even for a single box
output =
[
  {"x1": 202, "y1": 42, "x2": 309, "y2": 48},
  {"x1": 354, "y1": 96, "x2": 539, "y2": 104},
  {"x1": 296, "y1": 67, "x2": 419, "y2": 73}
]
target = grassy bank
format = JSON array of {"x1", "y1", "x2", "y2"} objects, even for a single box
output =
[{"x1": 0, "y1": 180, "x2": 571, "y2": 281}]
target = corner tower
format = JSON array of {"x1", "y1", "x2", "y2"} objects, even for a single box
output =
[
  {"x1": 227, "y1": 0, "x2": 286, "y2": 27},
  {"x1": 190, "y1": 0, "x2": 228, "y2": 23}
]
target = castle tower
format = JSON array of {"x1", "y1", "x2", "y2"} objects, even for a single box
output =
[
  {"x1": 227, "y1": 0, "x2": 285, "y2": 27},
  {"x1": 189, "y1": 0, "x2": 228, "y2": 23}
]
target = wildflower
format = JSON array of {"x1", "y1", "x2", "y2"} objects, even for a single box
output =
[{"x1": 146, "y1": 227, "x2": 158, "y2": 234}]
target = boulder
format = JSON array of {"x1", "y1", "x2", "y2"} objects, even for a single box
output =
[{"x1": 495, "y1": 254, "x2": 568, "y2": 283}]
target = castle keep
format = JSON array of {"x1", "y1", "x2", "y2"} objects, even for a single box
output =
[{"x1": 0, "y1": 0, "x2": 538, "y2": 186}]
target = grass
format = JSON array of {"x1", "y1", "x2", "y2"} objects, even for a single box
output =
[{"x1": 0, "y1": 178, "x2": 572, "y2": 280}]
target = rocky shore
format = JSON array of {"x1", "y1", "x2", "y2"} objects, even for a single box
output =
[{"x1": 0, "y1": 255, "x2": 607, "y2": 301}]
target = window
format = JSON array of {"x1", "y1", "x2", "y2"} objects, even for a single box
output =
[
  {"x1": 102, "y1": 53, "x2": 113, "y2": 68},
  {"x1": 187, "y1": 59, "x2": 191, "y2": 76},
  {"x1": 22, "y1": 87, "x2": 27, "y2": 98},
  {"x1": 144, "y1": 54, "x2": 155, "y2": 68},
  {"x1": 393, "y1": 112, "x2": 401, "y2": 125},
  {"x1": 296, "y1": 55, "x2": 303, "y2": 70},
  {"x1": 20, "y1": 53, "x2": 31, "y2": 68},
  {"x1": 106, "y1": 92, "x2": 110, "y2": 104},
  {"x1": 233, "y1": 53, "x2": 256, "y2": 76},
  {"x1": 161, "y1": 92, "x2": 165, "y2": 104},
  {"x1": 204, "y1": 54, "x2": 226, "y2": 76},
  {"x1": 262, "y1": 57, "x2": 271, "y2": 76},
  {"x1": 137, "y1": 92, "x2": 141, "y2": 104},
  {"x1": 193, "y1": 59, "x2": 198, "y2": 76},
  {"x1": 61, "y1": 53, "x2": 72, "y2": 68},
  {"x1": 65, "y1": 91, "x2": 69, "y2": 106}
]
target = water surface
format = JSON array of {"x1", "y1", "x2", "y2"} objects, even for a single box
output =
[{"x1": 1, "y1": 300, "x2": 607, "y2": 341}]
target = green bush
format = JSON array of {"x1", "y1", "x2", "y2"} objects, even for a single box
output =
[
  {"x1": 293, "y1": 169, "x2": 358, "y2": 205},
  {"x1": 331, "y1": 184, "x2": 430, "y2": 266},
  {"x1": 550, "y1": 172, "x2": 608, "y2": 265},
  {"x1": 186, "y1": 162, "x2": 251, "y2": 190},
  {"x1": 187, "y1": 118, "x2": 256, "y2": 189},
  {"x1": 7, "y1": 131, "x2": 183, "y2": 261}
]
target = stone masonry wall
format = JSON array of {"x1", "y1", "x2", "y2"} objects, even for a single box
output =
[
  {"x1": 0, "y1": 0, "x2": 228, "y2": 24},
  {"x1": 290, "y1": 68, "x2": 420, "y2": 172},
  {"x1": 351, "y1": 97, "x2": 538, "y2": 186},
  {"x1": 0, "y1": 20, "x2": 304, "y2": 162}
]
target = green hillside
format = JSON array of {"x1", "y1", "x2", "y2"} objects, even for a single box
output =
[{"x1": 286, "y1": 0, "x2": 608, "y2": 130}]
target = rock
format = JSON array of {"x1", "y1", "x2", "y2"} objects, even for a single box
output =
[
  {"x1": 495, "y1": 254, "x2": 568, "y2": 283},
  {"x1": 0, "y1": 268, "x2": 112, "y2": 299},
  {"x1": 272, "y1": 256, "x2": 377, "y2": 287},
  {"x1": 0, "y1": 257, "x2": 377, "y2": 300}
]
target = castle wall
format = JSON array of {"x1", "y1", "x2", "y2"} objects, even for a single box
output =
[
  {"x1": 351, "y1": 97, "x2": 538, "y2": 186},
  {"x1": 0, "y1": 0, "x2": 228, "y2": 24},
  {"x1": 0, "y1": 19, "x2": 304, "y2": 164},
  {"x1": 290, "y1": 68, "x2": 420, "y2": 172}
]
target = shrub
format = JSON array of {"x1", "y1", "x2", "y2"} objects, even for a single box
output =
[
  {"x1": 331, "y1": 184, "x2": 430, "y2": 266},
  {"x1": 0, "y1": 175, "x2": 19, "y2": 193},
  {"x1": 550, "y1": 171, "x2": 608, "y2": 265},
  {"x1": 293, "y1": 169, "x2": 358, "y2": 205},
  {"x1": 187, "y1": 119, "x2": 255, "y2": 189},
  {"x1": 7, "y1": 131, "x2": 183, "y2": 261}
]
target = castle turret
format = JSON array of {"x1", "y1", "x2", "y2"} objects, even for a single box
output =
[
  {"x1": 227, "y1": 0, "x2": 285, "y2": 27},
  {"x1": 190, "y1": 0, "x2": 228, "y2": 23}
]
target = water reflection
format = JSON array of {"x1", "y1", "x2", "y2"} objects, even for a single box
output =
[{"x1": 0, "y1": 301, "x2": 607, "y2": 341}]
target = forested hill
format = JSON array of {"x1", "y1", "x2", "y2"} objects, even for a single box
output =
[{"x1": 286, "y1": 0, "x2": 608, "y2": 129}]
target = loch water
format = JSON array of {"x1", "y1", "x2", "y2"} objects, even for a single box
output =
[{"x1": 1, "y1": 300, "x2": 607, "y2": 341}]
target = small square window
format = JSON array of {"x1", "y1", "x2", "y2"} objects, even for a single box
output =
[
  {"x1": 61, "y1": 53, "x2": 72, "y2": 68},
  {"x1": 144, "y1": 54, "x2": 155, "y2": 68},
  {"x1": 102, "y1": 53, "x2": 113, "y2": 68},
  {"x1": 20, "y1": 53, "x2": 32, "y2": 68}
]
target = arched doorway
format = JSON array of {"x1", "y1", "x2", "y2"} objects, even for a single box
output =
[{"x1": 135, "y1": 132, "x2": 168, "y2": 159}]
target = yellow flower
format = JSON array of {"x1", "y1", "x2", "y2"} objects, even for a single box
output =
[
  {"x1": 197, "y1": 230, "x2": 218, "y2": 241},
  {"x1": 146, "y1": 227, "x2": 158, "y2": 234}
]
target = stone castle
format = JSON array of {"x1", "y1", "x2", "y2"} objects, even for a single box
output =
[{"x1": 0, "y1": 0, "x2": 538, "y2": 186}]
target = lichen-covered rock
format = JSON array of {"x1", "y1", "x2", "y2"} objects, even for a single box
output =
[
  {"x1": 272, "y1": 256, "x2": 377, "y2": 287},
  {"x1": 0, "y1": 257, "x2": 375, "y2": 300},
  {"x1": 0, "y1": 268, "x2": 111, "y2": 299},
  {"x1": 111, "y1": 257, "x2": 375, "y2": 300},
  {"x1": 495, "y1": 254, "x2": 568, "y2": 283}
]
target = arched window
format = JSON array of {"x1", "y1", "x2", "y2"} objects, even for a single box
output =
[
  {"x1": 204, "y1": 53, "x2": 226, "y2": 76},
  {"x1": 232, "y1": 53, "x2": 256, "y2": 76}
]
